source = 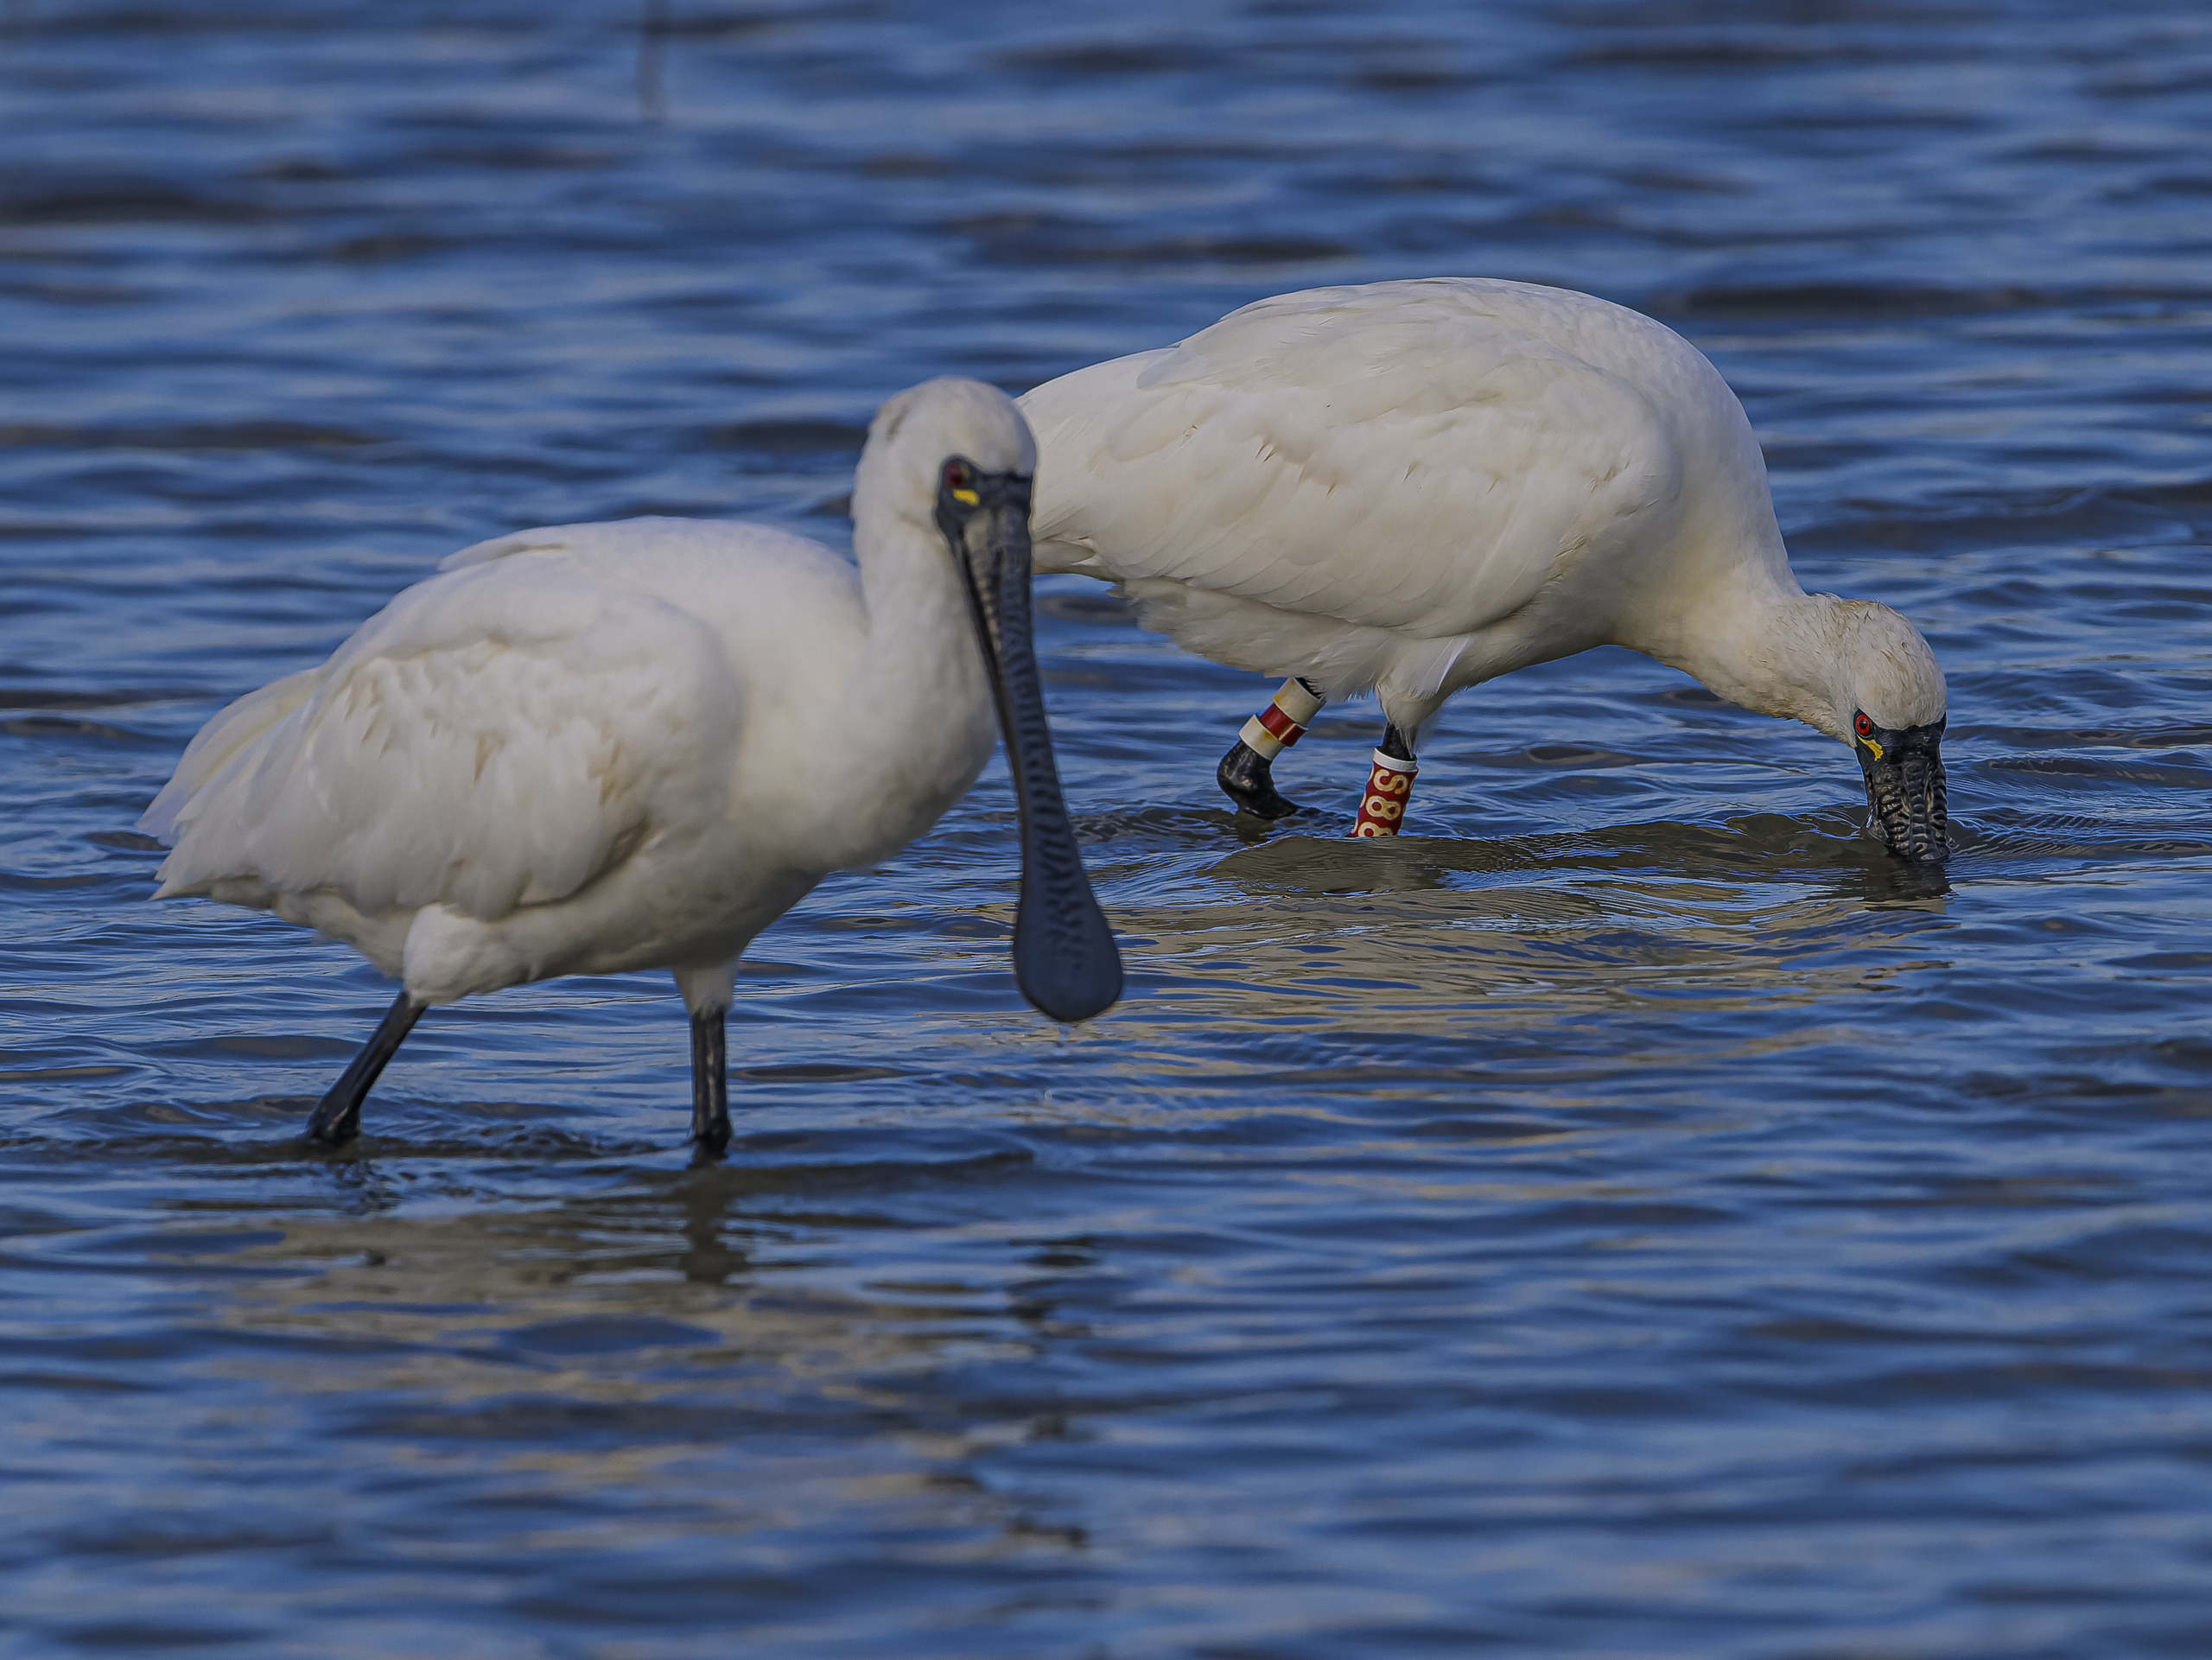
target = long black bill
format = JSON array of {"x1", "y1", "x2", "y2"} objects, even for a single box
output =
[
  {"x1": 1855, "y1": 714, "x2": 1949, "y2": 862},
  {"x1": 940, "y1": 474, "x2": 1122, "y2": 1023}
]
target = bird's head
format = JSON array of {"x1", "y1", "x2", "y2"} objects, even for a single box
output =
[
  {"x1": 857, "y1": 378, "x2": 1120, "y2": 1025},
  {"x1": 857, "y1": 378, "x2": 1042, "y2": 668},
  {"x1": 861, "y1": 375, "x2": 1037, "y2": 528},
  {"x1": 1818, "y1": 599, "x2": 1949, "y2": 863}
]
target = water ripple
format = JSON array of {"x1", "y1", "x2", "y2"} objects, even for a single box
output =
[{"x1": 3, "y1": 0, "x2": 2212, "y2": 1655}]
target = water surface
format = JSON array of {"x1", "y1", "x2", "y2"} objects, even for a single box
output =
[{"x1": 6, "y1": 2, "x2": 2212, "y2": 1654}]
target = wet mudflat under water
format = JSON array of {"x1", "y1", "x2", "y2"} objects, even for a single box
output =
[{"x1": 6, "y1": 1, "x2": 2212, "y2": 1654}]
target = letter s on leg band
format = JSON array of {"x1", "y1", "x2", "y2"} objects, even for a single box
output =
[{"x1": 1350, "y1": 747, "x2": 1417, "y2": 838}]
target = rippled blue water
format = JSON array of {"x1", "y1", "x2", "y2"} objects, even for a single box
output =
[{"x1": 7, "y1": 2, "x2": 2212, "y2": 1653}]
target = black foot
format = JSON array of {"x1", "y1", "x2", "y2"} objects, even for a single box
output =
[
  {"x1": 1217, "y1": 739, "x2": 1302, "y2": 820},
  {"x1": 305, "y1": 1096, "x2": 362, "y2": 1147}
]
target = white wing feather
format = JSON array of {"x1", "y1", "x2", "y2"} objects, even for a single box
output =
[
  {"x1": 145, "y1": 554, "x2": 739, "y2": 923},
  {"x1": 1022, "y1": 280, "x2": 1689, "y2": 640}
]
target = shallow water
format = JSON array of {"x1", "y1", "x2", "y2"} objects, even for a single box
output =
[{"x1": 7, "y1": 1, "x2": 2212, "y2": 1654}]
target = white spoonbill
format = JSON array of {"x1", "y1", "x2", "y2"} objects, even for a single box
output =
[
  {"x1": 141, "y1": 378, "x2": 1122, "y2": 1154},
  {"x1": 1018, "y1": 278, "x2": 1948, "y2": 860}
]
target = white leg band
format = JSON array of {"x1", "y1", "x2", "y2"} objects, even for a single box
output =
[
  {"x1": 1240, "y1": 714, "x2": 1287, "y2": 759},
  {"x1": 1274, "y1": 678, "x2": 1324, "y2": 725}
]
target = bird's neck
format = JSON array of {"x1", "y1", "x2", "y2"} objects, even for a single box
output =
[
  {"x1": 849, "y1": 503, "x2": 992, "y2": 705},
  {"x1": 1638, "y1": 567, "x2": 1851, "y2": 742},
  {"x1": 822, "y1": 506, "x2": 998, "y2": 858}
]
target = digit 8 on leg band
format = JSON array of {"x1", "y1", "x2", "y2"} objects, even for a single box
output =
[
  {"x1": 1351, "y1": 747, "x2": 1417, "y2": 837},
  {"x1": 1237, "y1": 677, "x2": 1325, "y2": 761}
]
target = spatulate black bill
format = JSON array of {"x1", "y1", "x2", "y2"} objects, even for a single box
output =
[
  {"x1": 948, "y1": 492, "x2": 1122, "y2": 1023},
  {"x1": 1855, "y1": 714, "x2": 1948, "y2": 863},
  {"x1": 995, "y1": 546, "x2": 1121, "y2": 1019}
]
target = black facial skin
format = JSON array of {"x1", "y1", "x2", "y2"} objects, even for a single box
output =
[
  {"x1": 934, "y1": 455, "x2": 1122, "y2": 1024},
  {"x1": 1853, "y1": 709, "x2": 1948, "y2": 862}
]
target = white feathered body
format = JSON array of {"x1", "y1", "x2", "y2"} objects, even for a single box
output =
[
  {"x1": 143, "y1": 517, "x2": 996, "y2": 1005},
  {"x1": 1020, "y1": 278, "x2": 1810, "y2": 730}
]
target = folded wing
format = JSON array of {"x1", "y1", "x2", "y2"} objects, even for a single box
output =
[
  {"x1": 143, "y1": 557, "x2": 739, "y2": 924},
  {"x1": 1023, "y1": 281, "x2": 1683, "y2": 640}
]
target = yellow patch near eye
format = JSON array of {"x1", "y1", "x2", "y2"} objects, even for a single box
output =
[
  {"x1": 950, "y1": 487, "x2": 980, "y2": 506},
  {"x1": 1859, "y1": 735, "x2": 1885, "y2": 760}
]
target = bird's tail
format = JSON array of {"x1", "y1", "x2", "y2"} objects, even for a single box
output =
[{"x1": 138, "y1": 666, "x2": 321, "y2": 845}]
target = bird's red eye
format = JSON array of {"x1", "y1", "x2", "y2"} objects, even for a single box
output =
[
  {"x1": 1854, "y1": 713, "x2": 1874, "y2": 737},
  {"x1": 942, "y1": 461, "x2": 974, "y2": 492}
]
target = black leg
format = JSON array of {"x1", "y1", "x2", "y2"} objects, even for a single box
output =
[
  {"x1": 1380, "y1": 723, "x2": 1415, "y2": 765},
  {"x1": 1217, "y1": 739, "x2": 1303, "y2": 818},
  {"x1": 689, "y1": 1008, "x2": 730, "y2": 1157},
  {"x1": 306, "y1": 990, "x2": 424, "y2": 1146},
  {"x1": 1217, "y1": 676, "x2": 1324, "y2": 819}
]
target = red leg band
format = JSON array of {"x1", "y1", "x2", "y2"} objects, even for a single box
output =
[
  {"x1": 1239, "y1": 678, "x2": 1326, "y2": 760},
  {"x1": 1350, "y1": 748, "x2": 1417, "y2": 837}
]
